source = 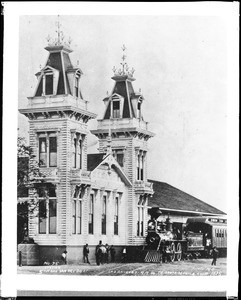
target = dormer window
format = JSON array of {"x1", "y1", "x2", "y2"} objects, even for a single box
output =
[
  {"x1": 75, "y1": 76, "x2": 79, "y2": 98},
  {"x1": 34, "y1": 66, "x2": 59, "y2": 97},
  {"x1": 45, "y1": 74, "x2": 54, "y2": 95},
  {"x1": 106, "y1": 94, "x2": 124, "y2": 119},
  {"x1": 113, "y1": 101, "x2": 120, "y2": 118},
  {"x1": 137, "y1": 101, "x2": 141, "y2": 118},
  {"x1": 72, "y1": 69, "x2": 82, "y2": 99}
]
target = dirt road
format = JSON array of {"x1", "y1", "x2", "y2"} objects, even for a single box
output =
[{"x1": 18, "y1": 257, "x2": 226, "y2": 276}]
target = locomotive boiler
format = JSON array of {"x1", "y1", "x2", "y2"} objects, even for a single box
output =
[{"x1": 143, "y1": 207, "x2": 227, "y2": 263}]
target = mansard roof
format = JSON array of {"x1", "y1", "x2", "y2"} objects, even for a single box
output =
[
  {"x1": 148, "y1": 180, "x2": 225, "y2": 216},
  {"x1": 34, "y1": 45, "x2": 83, "y2": 98},
  {"x1": 104, "y1": 79, "x2": 136, "y2": 119}
]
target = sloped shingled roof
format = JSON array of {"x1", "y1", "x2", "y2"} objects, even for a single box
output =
[
  {"x1": 148, "y1": 180, "x2": 225, "y2": 215},
  {"x1": 87, "y1": 153, "x2": 106, "y2": 171}
]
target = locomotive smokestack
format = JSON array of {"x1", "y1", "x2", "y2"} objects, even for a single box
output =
[{"x1": 149, "y1": 207, "x2": 162, "y2": 220}]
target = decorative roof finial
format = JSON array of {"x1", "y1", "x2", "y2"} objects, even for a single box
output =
[
  {"x1": 112, "y1": 44, "x2": 135, "y2": 78},
  {"x1": 121, "y1": 44, "x2": 126, "y2": 51},
  {"x1": 46, "y1": 15, "x2": 73, "y2": 48}
]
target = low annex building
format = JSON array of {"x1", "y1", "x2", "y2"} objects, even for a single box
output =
[{"x1": 18, "y1": 30, "x2": 225, "y2": 265}]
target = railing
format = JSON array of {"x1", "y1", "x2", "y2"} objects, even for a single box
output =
[
  {"x1": 134, "y1": 181, "x2": 153, "y2": 190},
  {"x1": 96, "y1": 118, "x2": 149, "y2": 131},
  {"x1": 40, "y1": 168, "x2": 58, "y2": 178},
  {"x1": 27, "y1": 95, "x2": 88, "y2": 111},
  {"x1": 70, "y1": 169, "x2": 91, "y2": 180}
]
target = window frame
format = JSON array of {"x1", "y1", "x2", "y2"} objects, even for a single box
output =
[
  {"x1": 137, "y1": 195, "x2": 145, "y2": 237},
  {"x1": 114, "y1": 196, "x2": 119, "y2": 235},
  {"x1": 101, "y1": 195, "x2": 107, "y2": 235},
  {"x1": 72, "y1": 186, "x2": 82, "y2": 235},
  {"x1": 38, "y1": 133, "x2": 58, "y2": 168},
  {"x1": 88, "y1": 193, "x2": 94, "y2": 235},
  {"x1": 71, "y1": 133, "x2": 84, "y2": 170},
  {"x1": 38, "y1": 187, "x2": 57, "y2": 235}
]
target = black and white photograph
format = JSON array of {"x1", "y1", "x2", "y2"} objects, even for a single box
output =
[{"x1": 2, "y1": 2, "x2": 239, "y2": 298}]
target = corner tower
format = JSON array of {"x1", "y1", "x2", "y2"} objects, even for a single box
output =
[
  {"x1": 19, "y1": 25, "x2": 96, "y2": 252},
  {"x1": 91, "y1": 46, "x2": 155, "y2": 245}
]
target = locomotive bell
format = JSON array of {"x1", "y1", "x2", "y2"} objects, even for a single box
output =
[{"x1": 149, "y1": 207, "x2": 162, "y2": 220}]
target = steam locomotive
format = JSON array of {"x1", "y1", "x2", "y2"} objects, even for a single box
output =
[{"x1": 144, "y1": 207, "x2": 227, "y2": 262}]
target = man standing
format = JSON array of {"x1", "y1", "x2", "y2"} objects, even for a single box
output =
[
  {"x1": 211, "y1": 246, "x2": 219, "y2": 266},
  {"x1": 61, "y1": 250, "x2": 67, "y2": 265},
  {"x1": 95, "y1": 240, "x2": 102, "y2": 266},
  {"x1": 83, "y1": 244, "x2": 90, "y2": 264}
]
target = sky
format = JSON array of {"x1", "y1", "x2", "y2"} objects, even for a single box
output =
[{"x1": 18, "y1": 15, "x2": 228, "y2": 212}]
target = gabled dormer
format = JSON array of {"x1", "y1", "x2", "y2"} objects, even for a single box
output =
[
  {"x1": 66, "y1": 68, "x2": 83, "y2": 99},
  {"x1": 130, "y1": 93, "x2": 144, "y2": 119},
  {"x1": 103, "y1": 93, "x2": 124, "y2": 119},
  {"x1": 35, "y1": 66, "x2": 60, "y2": 96}
]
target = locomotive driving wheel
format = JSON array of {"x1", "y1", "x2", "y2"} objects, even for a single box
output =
[
  {"x1": 175, "y1": 242, "x2": 182, "y2": 261},
  {"x1": 169, "y1": 242, "x2": 175, "y2": 262}
]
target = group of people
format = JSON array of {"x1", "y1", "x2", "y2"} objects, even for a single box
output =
[
  {"x1": 83, "y1": 241, "x2": 116, "y2": 265},
  {"x1": 62, "y1": 244, "x2": 219, "y2": 266}
]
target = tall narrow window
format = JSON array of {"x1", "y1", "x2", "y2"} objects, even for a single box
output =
[
  {"x1": 140, "y1": 155, "x2": 144, "y2": 180},
  {"x1": 137, "y1": 155, "x2": 140, "y2": 180},
  {"x1": 137, "y1": 207, "x2": 140, "y2": 236},
  {"x1": 39, "y1": 137, "x2": 47, "y2": 167},
  {"x1": 114, "y1": 197, "x2": 118, "y2": 235},
  {"x1": 102, "y1": 196, "x2": 107, "y2": 235},
  {"x1": 72, "y1": 201, "x2": 76, "y2": 234},
  {"x1": 113, "y1": 101, "x2": 120, "y2": 118},
  {"x1": 49, "y1": 199, "x2": 57, "y2": 234},
  {"x1": 45, "y1": 74, "x2": 53, "y2": 95},
  {"x1": 73, "y1": 138, "x2": 77, "y2": 168},
  {"x1": 39, "y1": 199, "x2": 47, "y2": 234},
  {"x1": 75, "y1": 77, "x2": 79, "y2": 97},
  {"x1": 76, "y1": 201, "x2": 82, "y2": 234},
  {"x1": 141, "y1": 206, "x2": 144, "y2": 236},
  {"x1": 78, "y1": 139, "x2": 82, "y2": 169},
  {"x1": 89, "y1": 194, "x2": 94, "y2": 234},
  {"x1": 137, "y1": 195, "x2": 144, "y2": 237},
  {"x1": 49, "y1": 136, "x2": 57, "y2": 167}
]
